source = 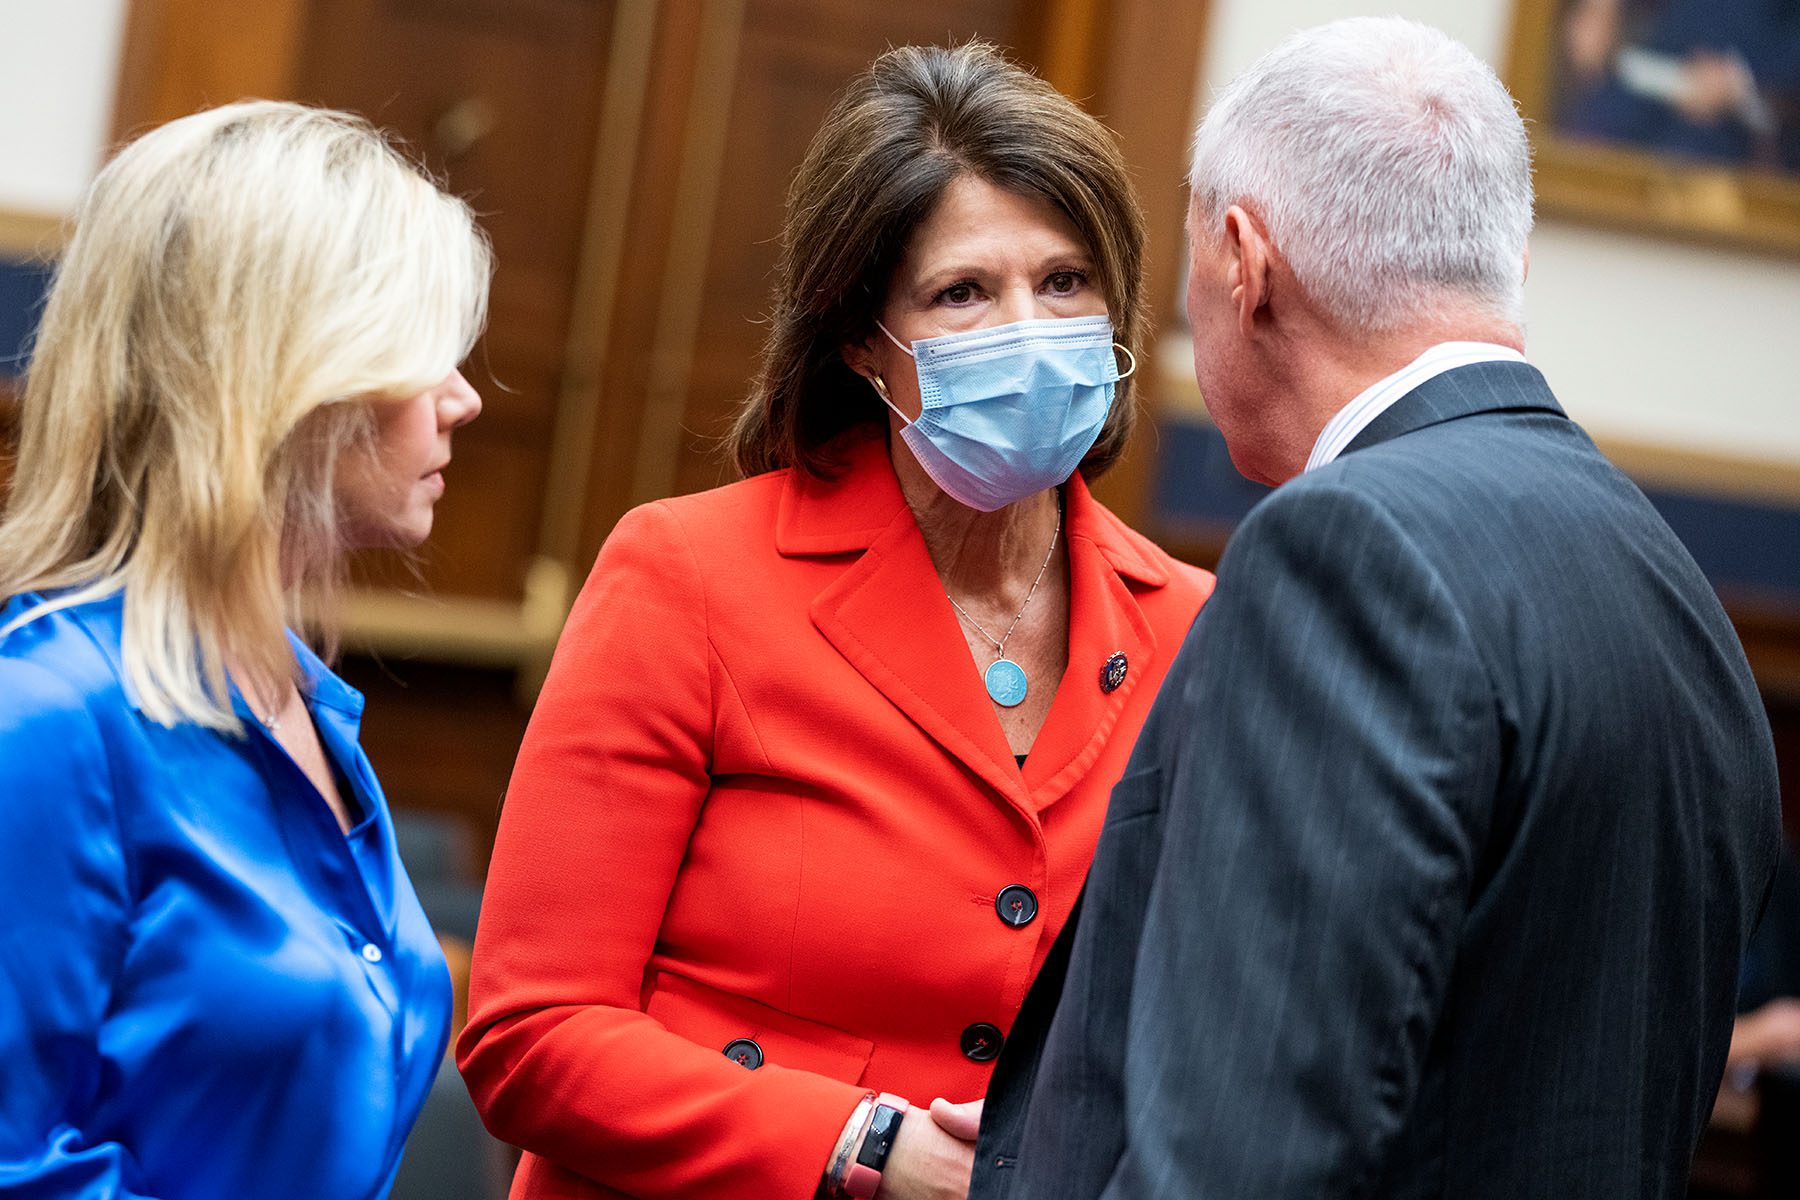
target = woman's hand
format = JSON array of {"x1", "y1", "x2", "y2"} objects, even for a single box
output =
[
  {"x1": 1728, "y1": 997, "x2": 1800, "y2": 1069},
  {"x1": 875, "y1": 1099, "x2": 977, "y2": 1200}
]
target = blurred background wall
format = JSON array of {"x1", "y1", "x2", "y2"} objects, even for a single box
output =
[
  {"x1": 0, "y1": 0, "x2": 1216, "y2": 846},
  {"x1": 2, "y1": 2, "x2": 1798, "y2": 1195},
  {"x1": 2, "y1": 0, "x2": 1795, "y2": 867},
  {"x1": 0, "y1": 1, "x2": 127, "y2": 216}
]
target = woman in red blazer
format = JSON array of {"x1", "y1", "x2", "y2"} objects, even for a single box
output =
[{"x1": 460, "y1": 42, "x2": 1213, "y2": 1200}]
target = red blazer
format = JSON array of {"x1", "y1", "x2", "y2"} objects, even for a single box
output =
[{"x1": 459, "y1": 433, "x2": 1213, "y2": 1199}]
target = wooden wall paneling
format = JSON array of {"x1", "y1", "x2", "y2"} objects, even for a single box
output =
[
  {"x1": 99, "y1": 0, "x2": 642, "y2": 845},
  {"x1": 536, "y1": 0, "x2": 660, "y2": 575},
  {"x1": 335, "y1": 656, "x2": 531, "y2": 865},
  {"x1": 619, "y1": 0, "x2": 1210, "y2": 532},
  {"x1": 573, "y1": 4, "x2": 714, "y2": 568},
  {"x1": 654, "y1": 0, "x2": 1034, "y2": 507},
  {"x1": 112, "y1": 0, "x2": 308, "y2": 138},
  {"x1": 107, "y1": 0, "x2": 636, "y2": 674},
  {"x1": 1072, "y1": 0, "x2": 1212, "y2": 533},
  {"x1": 1028, "y1": 0, "x2": 1109, "y2": 101},
  {"x1": 0, "y1": 210, "x2": 67, "y2": 259},
  {"x1": 628, "y1": 0, "x2": 749, "y2": 509},
  {"x1": 100, "y1": 0, "x2": 1212, "y2": 662},
  {"x1": 294, "y1": 0, "x2": 615, "y2": 603}
]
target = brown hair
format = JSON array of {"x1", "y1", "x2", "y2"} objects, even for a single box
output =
[{"x1": 730, "y1": 41, "x2": 1147, "y2": 480}]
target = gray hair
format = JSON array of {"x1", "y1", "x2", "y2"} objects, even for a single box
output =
[{"x1": 1188, "y1": 17, "x2": 1533, "y2": 331}]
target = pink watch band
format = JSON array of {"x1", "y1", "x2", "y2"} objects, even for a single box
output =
[{"x1": 843, "y1": 1163, "x2": 882, "y2": 1198}]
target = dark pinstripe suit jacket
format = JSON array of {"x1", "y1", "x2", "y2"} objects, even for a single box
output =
[{"x1": 970, "y1": 361, "x2": 1782, "y2": 1199}]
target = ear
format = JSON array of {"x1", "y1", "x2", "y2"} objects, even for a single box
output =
[
  {"x1": 1521, "y1": 242, "x2": 1531, "y2": 285},
  {"x1": 1222, "y1": 205, "x2": 1272, "y2": 338},
  {"x1": 840, "y1": 334, "x2": 882, "y2": 382}
]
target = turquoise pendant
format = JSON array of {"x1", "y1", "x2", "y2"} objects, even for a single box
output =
[{"x1": 985, "y1": 658, "x2": 1029, "y2": 708}]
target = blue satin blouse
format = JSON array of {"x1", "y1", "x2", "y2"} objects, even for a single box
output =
[{"x1": 0, "y1": 591, "x2": 451, "y2": 1199}]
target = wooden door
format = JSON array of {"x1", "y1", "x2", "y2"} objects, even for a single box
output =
[{"x1": 293, "y1": 0, "x2": 614, "y2": 603}]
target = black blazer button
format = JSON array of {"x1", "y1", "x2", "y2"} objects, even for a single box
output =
[
  {"x1": 994, "y1": 885, "x2": 1039, "y2": 928},
  {"x1": 722, "y1": 1038, "x2": 764, "y2": 1070},
  {"x1": 961, "y1": 1022, "x2": 1005, "y2": 1062}
]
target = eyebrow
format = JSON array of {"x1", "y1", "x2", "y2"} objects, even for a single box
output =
[{"x1": 909, "y1": 251, "x2": 1097, "y2": 289}]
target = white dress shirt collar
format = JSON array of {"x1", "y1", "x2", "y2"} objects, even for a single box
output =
[{"x1": 1304, "y1": 341, "x2": 1527, "y2": 473}]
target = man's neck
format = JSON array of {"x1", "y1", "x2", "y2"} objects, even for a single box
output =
[{"x1": 1270, "y1": 318, "x2": 1524, "y2": 481}]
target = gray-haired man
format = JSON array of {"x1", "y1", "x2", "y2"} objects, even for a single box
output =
[{"x1": 967, "y1": 17, "x2": 1780, "y2": 1199}]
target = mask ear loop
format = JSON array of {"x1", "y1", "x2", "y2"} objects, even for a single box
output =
[
  {"x1": 867, "y1": 372, "x2": 913, "y2": 425},
  {"x1": 870, "y1": 320, "x2": 918, "y2": 422},
  {"x1": 1114, "y1": 343, "x2": 1138, "y2": 380},
  {"x1": 875, "y1": 319, "x2": 918, "y2": 358}
]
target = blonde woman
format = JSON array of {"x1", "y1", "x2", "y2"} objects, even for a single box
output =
[{"x1": 0, "y1": 102, "x2": 489, "y2": 1198}]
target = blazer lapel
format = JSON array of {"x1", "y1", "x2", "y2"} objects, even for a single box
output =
[
  {"x1": 784, "y1": 435, "x2": 1174, "y2": 812},
  {"x1": 1019, "y1": 475, "x2": 1164, "y2": 811},
  {"x1": 1344, "y1": 359, "x2": 1567, "y2": 458},
  {"x1": 786, "y1": 435, "x2": 1029, "y2": 806}
]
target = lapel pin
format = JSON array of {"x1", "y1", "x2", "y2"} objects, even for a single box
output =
[{"x1": 1100, "y1": 651, "x2": 1128, "y2": 693}]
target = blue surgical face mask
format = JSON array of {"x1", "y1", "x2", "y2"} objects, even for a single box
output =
[{"x1": 871, "y1": 315, "x2": 1135, "y2": 512}]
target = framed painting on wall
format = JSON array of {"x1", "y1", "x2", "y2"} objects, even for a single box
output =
[{"x1": 1505, "y1": 0, "x2": 1800, "y2": 254}]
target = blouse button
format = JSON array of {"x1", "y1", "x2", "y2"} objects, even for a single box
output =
[
  {"x1": 722, "y1": 1038, "x2": 764, "y2": 1070},
  {"x1": 961, "y1": 1022, "x2": 1004, "y2": 1062},
  {"x1": 994, "y1": 885, "x2": 1039, "y2": 928},
  {"x1": 360, "y1": 943, "x2": 384, "y2": 964}
]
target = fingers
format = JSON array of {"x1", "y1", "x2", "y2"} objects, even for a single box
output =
[
  {"x1": 1729, "y1": 997, "x2": 1800, "y2": 1067},
  {"x1": 881, "y1": 1106, "x2": 975, "y2": 1200},
  {"x1": 927, "y1": 1096, "x2": 983, "y2": 1142}
]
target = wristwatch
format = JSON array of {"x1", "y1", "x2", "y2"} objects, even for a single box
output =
[{"x1": 843, "y1": 1093, "x2": 909, "y2": 1198}]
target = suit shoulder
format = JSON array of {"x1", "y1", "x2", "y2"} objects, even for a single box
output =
[
  {"x1": 609, "y1": 472, "x2": 789, "y2": 555},
  {"x1": 1230, "y1": 468, "x2": 1411, "y2": 539},
  {"x1": 1280, "y1": 411, "x2": 1628, "y2": 545}
]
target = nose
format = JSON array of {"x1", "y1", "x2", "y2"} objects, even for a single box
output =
[
  {"x1": 994, "y1": 288, "x2": 1041, "y2": 327},
  {"x1": 439, "y1": 369, "x2": 482, "y2": 431}
]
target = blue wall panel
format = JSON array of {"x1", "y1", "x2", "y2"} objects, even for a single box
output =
[
  {"x1": 0, "y1": 256, "x2": 51, "y2": 378},
  {"x1": 1152, "y1": 416, "x2": 1800, "y2": 602}
]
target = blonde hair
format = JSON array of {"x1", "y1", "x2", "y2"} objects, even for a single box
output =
[{"x1": 0, "y1": 101, "x2": 491, "y2": 732}]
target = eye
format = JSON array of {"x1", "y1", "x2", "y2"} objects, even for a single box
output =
[
  {"x1": 935, "y1": 280, "x2": 981, "y2": 306},
  {"x1": 1044, "y1": 269, "x2": 1088, "y2": 296}
]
